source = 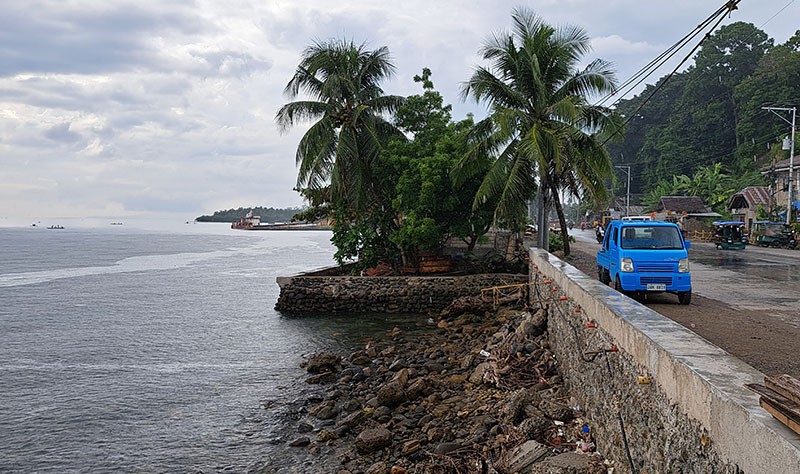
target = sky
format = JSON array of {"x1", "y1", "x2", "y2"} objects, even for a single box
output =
[{"x1": 1, "y1": 0, "x2": 798, "y2": 221}]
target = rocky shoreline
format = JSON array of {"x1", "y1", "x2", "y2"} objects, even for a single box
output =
[{"x1": 276, "y1": 295, "x2": 610, "y2": 474}]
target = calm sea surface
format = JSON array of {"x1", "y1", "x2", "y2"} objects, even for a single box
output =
[{"x1": 0, "y1": 219, "x2": 419, "y2": 473}]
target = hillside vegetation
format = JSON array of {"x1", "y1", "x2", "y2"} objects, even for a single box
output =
[{"x1": 195, "y1": 207, "x2": 303, "y2": 223}]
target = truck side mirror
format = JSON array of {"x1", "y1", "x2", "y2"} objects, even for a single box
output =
[{"x1": 684, "y1": 240, "x2": 691, "y2": 250}]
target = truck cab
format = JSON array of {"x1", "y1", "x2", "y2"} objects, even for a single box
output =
[{"x1": 596, "y1": 220, "x2": 692, "y2": 304}]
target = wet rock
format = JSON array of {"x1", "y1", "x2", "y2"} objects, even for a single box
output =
[
  {"x1": 539, "y1": 399, "x2": 573, "y2": 422},
  {"x1": 305, "y1": 353, "x2": 342, "y2": 374},
  {"x1": 401, "y1": 439, "x2": 421, "y2": 455},
  {"x1": 405, "y1": 377, "x2": 427, "y2": 401},
  {"x1": 517, "y1": 410, "x2": 551, "y2": 439},
  {"x1": 433, "y1": 441, "x2": 461, "y2": 455},
  {"x1": 469, "y1": 362, "x2": 488, "y2": 384},
  {"x1": 316, "y1": 429, "x2": 337, "y2": 442},
  {"x1": 365, "y1": 461, "x2": 389, "y2": 474},
  {"x1": 306, "y1": 371, "x2": 337, "y2": 384},
  {"x1": 297, "y1": 421, "x2": 314, "y2": 433},
  {"x1": 516, "y1": 310, "x2": 547, "y2": 338},
  {"x1": 337, "y1": 409, "x2": 367, "y2": 429},
  {"x1": 308, "y1": 401, "x2": 337, "y2": 420},
  {"x1": 440, "y1": 295, "x2": 491, "y2": 318},
  {"x1": 288, "y1": 436, "x2": 311, "y2": 447},
  {"x1": 355, "y1": 426, "x2": 393, "y2": 454},
  {"x1": 376, "y1": 381, "x2": 406, "y2": 408}
]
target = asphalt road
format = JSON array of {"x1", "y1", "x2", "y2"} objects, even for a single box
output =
[{"x1": 567, "y1": 229, "x2": 800, "y2": 377}]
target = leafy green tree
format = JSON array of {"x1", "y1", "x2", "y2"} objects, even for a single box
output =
[
  {"x1": 389, "y1": 70, "x2": 495, "y2": 264},
  {"x1": 276, "y1": 39, "x2": 406, "y2": 210},
  {"x1": 735, "y1": 30, "x2": 800, "y2": 168},
  {"x1": 642, "y1": 163, "x2": 764, "y2": 213},
  {"x1": 458, "y1": 7, "x2": 619, "y2": 256}
]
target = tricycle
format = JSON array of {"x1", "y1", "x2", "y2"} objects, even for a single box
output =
[
  {"x1": 751, "y1": 221, "x2": 796, "y2": 249},
  {"x1": 711, "y1": 221, "x2": 747, "y2": 249}
]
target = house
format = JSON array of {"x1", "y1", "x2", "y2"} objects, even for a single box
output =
[
  {"x1": 728, "y1": 186, "x2": 772, "y2": 231},
  {"x1": 760, "y1": 156, "x2": 800, "y2": 222},
  {"x1": 655, "y1": 196, "x2": 710, "y2": 214},
  {"x1": 654, "y1": 196, "x2": 720, "y2": 233}
]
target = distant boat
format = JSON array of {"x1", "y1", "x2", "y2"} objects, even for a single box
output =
[
  {"x1": 110, "y1": 222, "x2": 123, "y2": 225},
  {"x1": 47, "y1": 225, "x2": 64, "y2": 229}
]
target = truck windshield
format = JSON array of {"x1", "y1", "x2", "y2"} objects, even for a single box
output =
[{"x1": 620, "y1": 226, "x2": 683, "y2": 250}]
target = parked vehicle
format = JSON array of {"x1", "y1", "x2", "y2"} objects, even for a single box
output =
[
  {"x1": 596, "y1": 220, "x2": 692, "y2": 304},
  {"x1": 712, "y1": 221, "x2": 747, "y2": 250},
  {"x1": 751, "y1": 221, "x2": 796, "y2": 249}
]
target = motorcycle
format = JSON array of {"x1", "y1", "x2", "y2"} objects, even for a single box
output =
[{"x1": 595, "y1": 225, "x2": 605, "y2": 244}]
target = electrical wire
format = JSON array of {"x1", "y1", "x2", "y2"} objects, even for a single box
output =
[
  {"x1": 601, "y1": 0, "x2": 743, "y2": 146},
  {"x1": 608, "y1": 0, "x2": 799, "y2": 178}
]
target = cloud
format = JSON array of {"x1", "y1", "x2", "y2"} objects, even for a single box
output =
[
  {"x1": 0, "y1": 0, "x2": 798, "y2": 219},
  {"x1": 43, "y1": 122, "x2": 81, "y2": 143}
]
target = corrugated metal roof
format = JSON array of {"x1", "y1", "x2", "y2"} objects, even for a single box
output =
[{"x1": 657, "y1": 196, "x2": 708, "y2": 213}]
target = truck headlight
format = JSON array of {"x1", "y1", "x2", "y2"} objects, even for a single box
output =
[
  {"x1": 678, "y1": 258, "x2": 690, "y2": 273},
  {"x1": 621, "y1": 257, "x2": 634, "y2": 272}
]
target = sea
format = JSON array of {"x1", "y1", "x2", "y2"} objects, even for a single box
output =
[{"x1": 0, "y1": 218, "x2": 422, "y2": 473}]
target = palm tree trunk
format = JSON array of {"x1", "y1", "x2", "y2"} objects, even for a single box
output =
[{"x1": 549, "y1": 181, "x2": 571, "y2": 256}]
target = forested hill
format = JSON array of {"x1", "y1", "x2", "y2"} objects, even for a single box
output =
[
  {"x1": 195, "y1": 207, "x2": 303, "y2": 223},
  {"x1": 607, "y1": 22, "x2": 800, "y2": 196}
]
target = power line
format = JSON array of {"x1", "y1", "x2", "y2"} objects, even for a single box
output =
[{"x1": 599, "y1": 1, "x2": 743, "y2": 146}]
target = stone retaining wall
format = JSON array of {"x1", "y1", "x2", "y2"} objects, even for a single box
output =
[
  {"x1": 275, "y1": 273, "x2": 528, "y2": 314},
  {"x1": 529, "y1": 248, "x2": 800, "y2": 473}
]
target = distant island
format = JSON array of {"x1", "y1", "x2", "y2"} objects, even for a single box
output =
[{"x1": 195, "y1": 207, "x2": 303, "y2": 223}]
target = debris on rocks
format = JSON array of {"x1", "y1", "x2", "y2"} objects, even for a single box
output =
[{"x1": 296, "y1": 298, "x2": 607, "y2": 473}]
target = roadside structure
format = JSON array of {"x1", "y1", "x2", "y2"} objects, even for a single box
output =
[
  {"x1": 761, "y1": 157, "x2": 800, "y2": 222},
  {"x1": 653, "y1": 196, "x2": 720, "y2": 233},
  {"x1": 728, "y1": 186, "x2": 772, "y2": 231}
]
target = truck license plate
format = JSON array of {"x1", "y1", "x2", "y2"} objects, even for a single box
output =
[{"x1": 647, "y1": 284, "x2": 666, "y2": 291}]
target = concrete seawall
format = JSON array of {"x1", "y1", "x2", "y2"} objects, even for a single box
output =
[{"x1": 529, "y1": 248, "x2": 800, "y2": 473}]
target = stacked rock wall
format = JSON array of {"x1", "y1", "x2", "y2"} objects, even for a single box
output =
[{"x1": 275, "y1": 273, "x2": 528, "y2": 314}]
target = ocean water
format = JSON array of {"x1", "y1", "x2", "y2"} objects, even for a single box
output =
[{"x1": 0, "y1": 219, "x2": 419, "y2": 473}]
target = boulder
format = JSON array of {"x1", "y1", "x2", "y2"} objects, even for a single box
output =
[
  {"x1": 304, "y1": 353, "x2": 342, "y2": 374},
  {"x1": 376, "y1": 381, "x2": 406, "y2": 408},
  {"x1": 355, "y1": 426, "x2": 393, "y2": 454}
]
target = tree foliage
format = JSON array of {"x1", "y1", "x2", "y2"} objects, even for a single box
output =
[
  {"x1": 609, "y1": 23, "x2": 800, "y2": 203},
  {"x1": 458, "y1": 7, "x2": 620, "y2": 255}
]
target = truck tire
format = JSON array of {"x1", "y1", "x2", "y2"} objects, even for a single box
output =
[
  {"x1": 678, "y1": 291, "x2": 692, "y2": 305},
  {"x1": 614, "y1": 276, "x2": 626, "y2": 295},
  {"x1": 598, "y1": 266, "x2": 610, "y2": 285}
]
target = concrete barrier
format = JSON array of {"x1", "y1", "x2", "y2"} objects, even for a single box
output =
[{"x1": 529, "y1": 248, "x2": 800, "y2": 473}]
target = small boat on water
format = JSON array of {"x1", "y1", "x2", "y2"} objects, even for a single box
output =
[
  {"x1": 110, "y1": 222, "x2": 123, "y2": 226},
  {"x1": 47, "y1": 225, "x2": 64, "y2": 229}
]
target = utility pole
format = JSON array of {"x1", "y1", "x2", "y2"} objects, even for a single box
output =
[
  {"x1": 763, "y1": 106, "x2": 797, "y2": 224},
  {"x1": 615, "y1": 165, "x2": 631, "y2": 217}
]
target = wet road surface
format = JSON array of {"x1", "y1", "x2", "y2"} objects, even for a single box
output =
[{"x1": 571, "y1": 229, "x2": 800, "y2": 327}]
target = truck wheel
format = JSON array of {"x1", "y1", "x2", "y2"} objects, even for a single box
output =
[
  {"x1": 678, "y1": 291, "x2": 692, "y2": 305},
  {"x1": 598, "y1": 267, "x2": 610, "y2": 285},
  {"x1": 614, "y1": 276, "x2": 625, "y2": 294}
]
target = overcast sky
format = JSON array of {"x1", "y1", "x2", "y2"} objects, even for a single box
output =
[{"x1": 1, "y1": 0, "x2": 797, "y2": 220}]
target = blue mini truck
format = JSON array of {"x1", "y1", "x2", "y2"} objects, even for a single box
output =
[{"x1": 596, "y1": 220, "x2": 692, "y2": 305}]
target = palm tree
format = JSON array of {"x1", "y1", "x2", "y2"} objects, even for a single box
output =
[
  {"x1": 276, "y1": 39, "x2": 406, "y2": 210},
  {"x1": 457, "y1": 7, "x2": 619, "y2": 255}
]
